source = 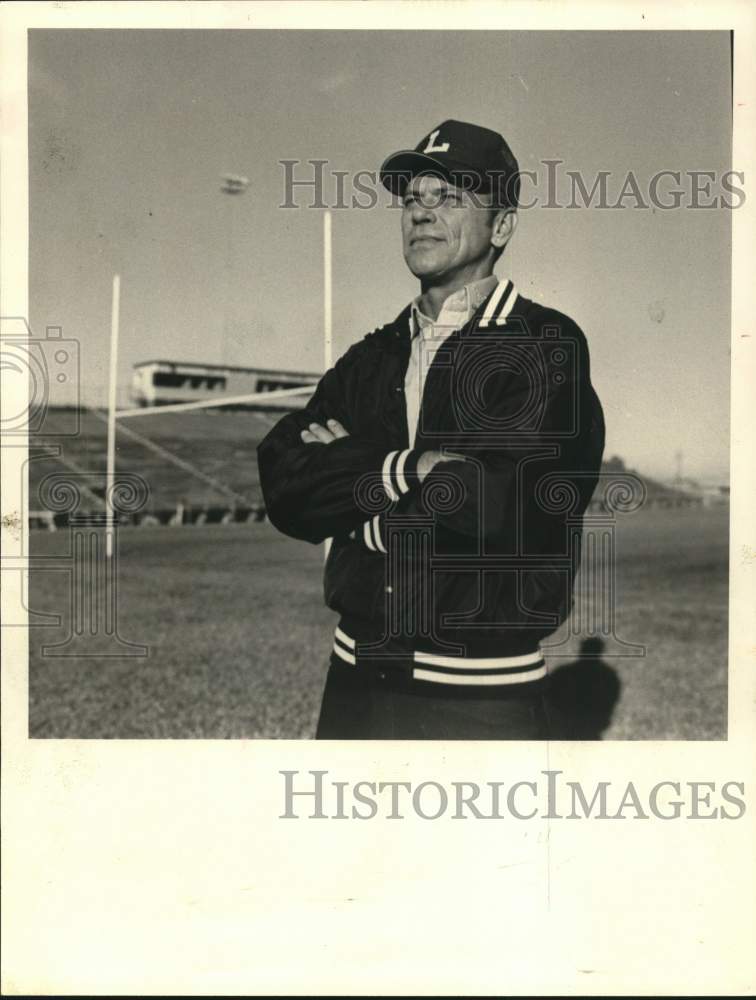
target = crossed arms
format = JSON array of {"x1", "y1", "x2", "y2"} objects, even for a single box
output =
[{"x1": 256, "y1": 342, "x2": 600, "y2": 550}]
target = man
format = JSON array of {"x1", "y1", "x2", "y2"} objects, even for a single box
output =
[{"x1": 258, "y1": 120, "x2": 604, "y2": 739}]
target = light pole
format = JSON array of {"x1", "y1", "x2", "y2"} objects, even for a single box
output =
[{"x1": 220, "y1": 174, "x2": 249, "y2": 366}]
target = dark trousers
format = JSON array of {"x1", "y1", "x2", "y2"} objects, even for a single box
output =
[{"x1": 315, "y1": 654, "x2": 551, "y2": 740}]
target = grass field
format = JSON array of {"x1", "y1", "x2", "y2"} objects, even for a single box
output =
[{"x1": 27, "y1": 505, "x2": 729, "y2": 740}]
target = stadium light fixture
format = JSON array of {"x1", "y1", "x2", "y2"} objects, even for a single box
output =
[{"x1": 220, "y1": 174, "x2": 249, "y2": 195}]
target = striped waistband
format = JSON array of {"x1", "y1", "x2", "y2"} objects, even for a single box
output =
[{"x1": 333, "y1": 627, "x2": 546, "y2": 687}]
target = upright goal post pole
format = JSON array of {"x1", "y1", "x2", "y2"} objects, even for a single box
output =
[
  {"x1": 323, "y1": 210, "x2": 333, "y2": 560},
  {"x1": 324, "y1": 209, "x2": 333, "y2": 371},
  {"x1": 106, "y1": 274, "x2": 120, "y2": 559}
]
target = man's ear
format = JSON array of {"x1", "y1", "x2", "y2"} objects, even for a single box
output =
[{"x1": 491, "y1": 209, "x2": 518, "y2": 250}]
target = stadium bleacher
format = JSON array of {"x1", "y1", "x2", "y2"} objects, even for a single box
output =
[
  {"x1": 28, "y1": 406, "x2": 275, "y2": 524},
  {"x1": 26, "y1": 408, "x2": 716, "y2": 529}
]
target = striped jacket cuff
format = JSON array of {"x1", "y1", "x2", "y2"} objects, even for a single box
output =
[
  {"x1": 381, "y1": 448, "x2": 421, "y2": 501},
  {"x1": 362, "y1": 514, "x2": 386, "y2": 554},
  {"x1": 359, "y1": 449, "x2": 421, "y2": 553}
]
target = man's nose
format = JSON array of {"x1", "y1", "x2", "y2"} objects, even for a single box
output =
[{"x1": 411, "y1": 198, "x2": 436, "y2": 223}]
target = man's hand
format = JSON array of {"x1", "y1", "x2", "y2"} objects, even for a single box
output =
[
  {"x1": 301, "y1": 419, "x2": 349, "y2": 444},
  {"x1": 300, "y1": 421, "x2": 465, "y2": 485},
  {"x1": 417, "y1": 449, "x2": 468, "y2": 483}
]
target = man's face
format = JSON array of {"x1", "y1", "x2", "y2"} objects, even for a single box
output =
[{"x1": 401, "y1": 174, "x2": 497, "y2": 282}]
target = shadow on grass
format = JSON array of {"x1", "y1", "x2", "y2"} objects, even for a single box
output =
[{"x1": 547, "y1": 637, "x2": 621, "y2": 740}]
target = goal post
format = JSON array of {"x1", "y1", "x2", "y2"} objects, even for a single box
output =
[
  {"x1": 105, "y1": 274, "x2": 120, "y2": 559},
  {"x1": 323, "y1": 210, "x2": 333, "y2": 560},
  {"x1": 103, "y1": 211, "x2": 334, "y2": 548}
]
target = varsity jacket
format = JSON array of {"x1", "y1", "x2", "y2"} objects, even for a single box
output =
[{"x1": 257, "y1": 278, "x2": 605, "y2": 685}]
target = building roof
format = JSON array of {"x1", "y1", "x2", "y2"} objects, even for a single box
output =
[{"x1": 133, "y1": 359, "x2": 319, "y2": 379}]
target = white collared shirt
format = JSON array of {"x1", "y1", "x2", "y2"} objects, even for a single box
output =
[{"x1": 404, "y1": 274, "x2": 499, "y2": 445}]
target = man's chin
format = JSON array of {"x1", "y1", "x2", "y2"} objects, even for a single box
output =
[{"x1": 404, "y1": 255, "x2": 448, "y2": 281}]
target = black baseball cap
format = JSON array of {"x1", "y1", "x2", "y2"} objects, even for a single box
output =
[{"x1": 379, "y1": 119, "x2": 520, "y2": 208}]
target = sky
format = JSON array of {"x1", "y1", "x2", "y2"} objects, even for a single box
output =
[{"x1": 28, "y1": 29, "x2": 732, "y2": 482}]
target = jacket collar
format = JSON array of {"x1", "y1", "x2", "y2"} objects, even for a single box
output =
[
  {"x1": 393, "y1": 276, "x2": 519, "y2": 338},
  {"x1": 410, "y1": 274, "x2": 499, "y2": 337},
  {"x1": 475, "y1": 277, "x2": 519, "y2": 328}
]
